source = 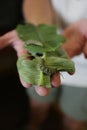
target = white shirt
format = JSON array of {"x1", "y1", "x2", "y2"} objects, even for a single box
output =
[
  {"x1": 51, "y1": 0, "x2": 87, "y2": 24},
  {"x1": 51, "y1": 0, "x2": 87, "y2": 87}
]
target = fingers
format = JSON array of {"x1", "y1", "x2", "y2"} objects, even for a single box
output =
[
  {"x1": 39, "y1": 73, "x2": 60, "y2": 97},
  {"x1": 35, "y1": 86, "x2": 50, "y2": 96},
  {"x1": 20, "y1": 77, "x2": 50, "y2": 96},
  {"x1": 20, "y1": 78, "x2": 32, "y2": 88},
  {"x1": 20, "y1": 72, "x2": 61, "y2": 96},
  {"x1": 51, "y1": 72, "x2": 61, "y2": 87}
]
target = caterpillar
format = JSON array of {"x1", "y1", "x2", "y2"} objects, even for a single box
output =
[
  {"x1": 40, "y1": 59, "x2": 58, "y2": 75},
  {"x1": 26, "y1": 40, "x2": 43, "y2": 46}
]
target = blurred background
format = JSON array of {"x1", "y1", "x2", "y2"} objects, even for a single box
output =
[{"x1": 0, "y1": 0, "x2": 87, "y2": 130}]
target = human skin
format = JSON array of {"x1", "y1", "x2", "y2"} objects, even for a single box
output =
[{"x1": 62, "y1": 20, "x2": 87, "y2": 59}]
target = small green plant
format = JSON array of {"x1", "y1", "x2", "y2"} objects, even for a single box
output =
[{"x1": 16, "y1": 23, "x2": 75, "y2": 88}]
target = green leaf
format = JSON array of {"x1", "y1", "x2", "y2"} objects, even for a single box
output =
[
  {"x1": 46, "y1": 47, "x2": 68, "y2": 58},
  {"x1": 16, "y1": 24, "x2": 39, "y2": 41},
  {"x1": 16, "y1": 23, "x2": 75, "y2": 88},
  {"x1": 17, "y1": 55, "x2": 51, "y2": 88},
  {"x1": 45, "y1": 56, "x2": 75, "y2": 73},
  {"x1": 16, "y1": 23, "x2": 65, "y2": 53}
]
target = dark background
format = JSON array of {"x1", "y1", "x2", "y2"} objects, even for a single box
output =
[{"x1": 0, "y1": 47, "x2": 29, "y2": 130}]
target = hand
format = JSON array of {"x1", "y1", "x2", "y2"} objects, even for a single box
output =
[
  {"x1": 62, "y1": 20, "x2": 87, "y2": 58},
  {"x1": 0, "y1": 30, "x2": 60, "y2": 96}
]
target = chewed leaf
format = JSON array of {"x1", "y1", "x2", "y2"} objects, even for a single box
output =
[
  {"x1": 17, "y1": 55, "x2": 51, "y2": 88},
  {"x1": 17, "y1": 55, "x2": 41, "y2": 85},
  {"x1": 16, "y1": 23, "x2": 75, "y2": 88},
  {"x1": 45, "y1": 57, "x2": 75, "y2": 73},
  {"x1": 24, "y1": 44, "x2": 44, "y2": 55}
]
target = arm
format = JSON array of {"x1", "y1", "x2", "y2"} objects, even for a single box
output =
[{"x1": 23, "y1": 0, "x2": 54, "y2": 25}]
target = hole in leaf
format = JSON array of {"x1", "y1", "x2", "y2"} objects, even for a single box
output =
[
  {"x1": 26, "y1": 55, "x2": 35, "y2": 60},
  {"x1": 36, "y1": 53, "x2": 43, "y2": 57}
]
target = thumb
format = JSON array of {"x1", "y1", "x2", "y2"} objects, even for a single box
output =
[
  {"x1": 12, "y1": 39, "x2": 27, "y2": 57},
  {"x1": 11, "y1": 31, "x2": 28, "y2": 57}
]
